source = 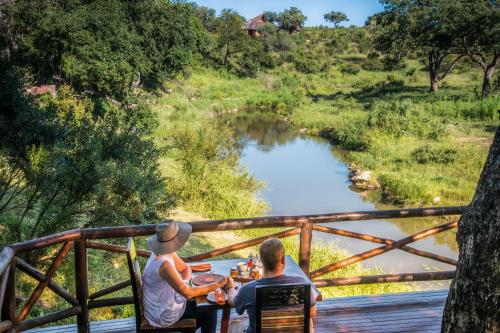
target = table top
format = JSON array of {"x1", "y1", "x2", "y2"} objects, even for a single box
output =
[
  {"x1": 192, "y1": 255, "x2": 320, "y2": 307},
  {"x1": 194, "y1": 255, "x2": 310, "y2": 282}
]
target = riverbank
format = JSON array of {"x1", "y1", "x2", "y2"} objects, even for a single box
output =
[{"x1": 155, "y1": 65, "x2": 497, "y2": 208}]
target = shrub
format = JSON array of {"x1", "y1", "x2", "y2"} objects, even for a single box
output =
[
  {"x1": 368, "y1": 99, "x2": 448, "y2": 140},
  {"x1": 319, "y1": 110, "x2": 368, "y2": 150},
  {"x1": 411, "y1": 145, "x2": 458, "y2": 164},
  {"x1": 378, "y1": 173, "x2": 434, "y2": 206},
  {"x1": 165, "y1": 121, "x2": 267, "y2": 219},
  {"x1": 294, "y1": 57, "x2": 322, "y2": 74},
  {"x1": 340, "y1": 63, "x2": 361, "y2": 75},
  {"x1": 405, "y1": 67, "x2": 417, "y2": 76}
]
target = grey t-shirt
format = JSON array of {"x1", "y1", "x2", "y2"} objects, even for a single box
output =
[{"x1": 233, "y1": 275, "x2": 317, "y2": 333}]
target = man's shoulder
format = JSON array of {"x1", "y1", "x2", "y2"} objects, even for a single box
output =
[
  {"x1": 238, "y1": 280, "x2": 259, "y2": 295},
  {"x1": 263, "y1": 275, "x2": 307, "y2": 284}
]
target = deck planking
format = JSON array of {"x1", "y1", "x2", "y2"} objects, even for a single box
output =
[{"x1": 27, "y1": 289, "x2": 448, "y2": 333}]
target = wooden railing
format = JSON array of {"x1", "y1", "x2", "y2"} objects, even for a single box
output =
[{"x1": 0, "y1": 206, "x2": 465, "y2": 332}]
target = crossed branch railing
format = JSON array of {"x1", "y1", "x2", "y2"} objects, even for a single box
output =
[{"x1": 0, "y1": 205, "x2": 465, "y2": 333}]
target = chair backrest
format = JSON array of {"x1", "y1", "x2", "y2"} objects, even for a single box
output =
[
  {"x1": 126, "y1": 237, "x2": 145, "y2": 331},
  {"x1": 255, "y1": 283, "x2": 311, "y2": 333}
]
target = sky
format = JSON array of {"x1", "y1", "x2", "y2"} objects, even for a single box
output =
[{"x1": 193, "y1": 0, "x2": 384, "y2": 27}]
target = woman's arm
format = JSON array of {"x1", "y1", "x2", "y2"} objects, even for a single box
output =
[
  {"x1": 158, "y1": 260, "x2": 225, "y2": 299},
  {"x1": 171, "y1": 253, "x2": 192, "y2": 280}
]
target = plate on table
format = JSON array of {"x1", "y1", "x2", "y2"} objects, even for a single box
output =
[{"x1": 192, "y1": 273, "x2": 225, "y2": 286}]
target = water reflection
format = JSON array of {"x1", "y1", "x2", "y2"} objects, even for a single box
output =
[
  {"x1": 227, "y1": 111, "x2": 459, "y2": 276},
  {"x1": 225, "y1": 112, "x2": 297, "y2": 151}
]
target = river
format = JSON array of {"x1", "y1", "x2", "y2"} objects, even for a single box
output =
[{"x1": 228, "y1": 111, "x2": 457, "y2": 289}]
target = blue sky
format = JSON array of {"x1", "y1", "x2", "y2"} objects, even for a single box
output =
[{"x1": 193, "y1": 0, "x2": 384, "y2": 27}]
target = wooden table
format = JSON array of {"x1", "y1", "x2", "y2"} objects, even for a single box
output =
[{"x1": 191, "y1": 255, "x2": 318, "y2": 333}]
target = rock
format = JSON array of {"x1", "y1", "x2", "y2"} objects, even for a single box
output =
[
  {"x1": 349, "y1": 166, "x2": 380, "y2": 190},
  {"x1": 299, "y1": 128, "x2": 307, "y2": 133},
  {"x1": 432, "y1": 196, "x2": 441, "y2": 204}
]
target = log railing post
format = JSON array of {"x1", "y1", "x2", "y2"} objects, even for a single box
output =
[
  {"x1": 1, "y1": 257, "x2": 16, "y2": 332},
  {"x1": 299, "y1": 222, "x2": 313, "y2": 277},
  {"x1": 74, "y1": 239, "x2": 89, "y2": 333}
]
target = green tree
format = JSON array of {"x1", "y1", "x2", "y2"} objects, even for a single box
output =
[
  {"x1": 455, "y1": 0, "x2": 500, "y2": 97},
  {"x1": 0, "y1": 0, "x2": 202, "y2": 100},
  {"x1": 276, "y1": 7, "x2": 307, "y2": 33},
  {"x1": 0, "y1": 0, "x2": 204, "y2": 242},
  {"x1": 372, "y1": 0, "x2": 465, "y2": 93},
  {"x1": 194, "y1": 5, "x2": 217, "y2": 31},
  {"x1": 258, "y1": 23, "x2": 295, "y2": 53},
  {"x1": 324, "y1": 11, "x2": 349, "y2": 28},
  {"x1": 263, "y1": 11, "x2": 279, "y2": 24},
  {"x1": 0, "y1": 71, "x2": 171, "y2": 243},
  {"x1": 213, "y1": 9, "x2": 249, "y2": 67}
]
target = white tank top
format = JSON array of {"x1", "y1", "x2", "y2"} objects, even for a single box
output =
[{"x1": 142, "y1": 254, "x2": 187, "y2": 327}]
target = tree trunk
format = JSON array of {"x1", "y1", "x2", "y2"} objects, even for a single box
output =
[
  {"x1": 481, "y1": 65, "x2": 495, "y2": 98},
  {"x1": 430, "y1": 77, "x2": 439, "y2": 93},
  {"x1": 428, "y1": 53, "x2": 440, "y2": 93},
  {"x1": 441, "y1": 126, "x2": 500, "y2": 333}
]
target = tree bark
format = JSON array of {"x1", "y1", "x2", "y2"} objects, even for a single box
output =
[
  {"x1": 441, "y1": 126, "x2": 500, "y2": 333},
  {"x1": 430, "y1": 77, "x2": 440, "y2": 93},
  {"x1": 467, "y1": 50, "x2": 499, "y2": 98},
  {"x1": 481, "y1": 64, "x2": 496, "y2": 98},
  {"x1": 427, "y1": 51, "x2": 463, "y2": 93}
]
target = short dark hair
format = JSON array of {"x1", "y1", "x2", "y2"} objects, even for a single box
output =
[{"x1": 259, "y1": 238, "x2": 285, "y2": 271}]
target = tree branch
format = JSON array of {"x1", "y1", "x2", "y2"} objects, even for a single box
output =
[{"x1": 439, "y1": 55, "x2": 464, "y2": 80}]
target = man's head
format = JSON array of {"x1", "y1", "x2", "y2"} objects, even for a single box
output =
[{"x1": 259, "y1": 238, "x2": 285, "y2": 275}]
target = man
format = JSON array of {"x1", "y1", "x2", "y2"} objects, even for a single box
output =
[{"x1": 226, "y1": 238, "x2": 318, "y2": 333}]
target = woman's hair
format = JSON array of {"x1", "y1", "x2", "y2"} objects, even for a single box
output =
[{"x1": 259, "y1": 238, "x2": 285, "y2": 271}]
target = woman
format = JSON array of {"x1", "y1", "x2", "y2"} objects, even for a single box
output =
[{"x1": 143, "y1": 221, "x2": 229, "y2": 333}]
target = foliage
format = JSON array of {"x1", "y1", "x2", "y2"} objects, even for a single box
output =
[
  {"x1": 0, "y1": 0, "x2": 203, "y2": 100},
  {"x1": 193, "y1": 5, "x2": 217, "y2": 31},
  {"x1": 275, "y1": 7, "x2": 307, "y2": 33},
  {"x1": 452, "y1": 0, "x2": 500, "y2": 96},
  {"x1": 0, "y1": 76, "x2": 170, "y2": 243},
  {"x1": 258, "y1": 24, "x2": 296, "y2": 53},
  {"x1": 411, "y1": 145, "x2": 458, "y2": 164},
  {"x1": 368, "y1": 99, "x2": 448, "y2": 139},
  {"x1": 213, "y1": 9, "x2": 248, "y2": 67},
  {"x1": 371, "y1": 0, "x2": 466, "y2": 92},
  {"x1": 164, "y1": 121, "x2": 267, "y2": 219},
  {"x1": 324, "y1": 11, "x2": 349, "y2": 28},
  {"x1": 340, "y1": 63, "x2": 361, "y2": 75}
]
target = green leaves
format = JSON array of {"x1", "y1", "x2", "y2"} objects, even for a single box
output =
[
  {"x1": 2, "y1": 0, "x2": 203, "y2": 100},
  {"x1": 324, "y1": 11, "x2": 349, "y2": 28}
]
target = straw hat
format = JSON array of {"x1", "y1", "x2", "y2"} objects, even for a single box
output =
[{"x1": 147, "y1": 221, "x2": 192, "y2": 255}]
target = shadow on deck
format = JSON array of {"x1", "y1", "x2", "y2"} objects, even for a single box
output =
[{"x1": 27, "y1": 289, "x2": 448, "y2": 333}]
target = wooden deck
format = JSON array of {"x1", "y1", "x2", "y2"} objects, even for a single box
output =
[{"x1": 27, "y1": 289, "x2": 448, "y2": 333}]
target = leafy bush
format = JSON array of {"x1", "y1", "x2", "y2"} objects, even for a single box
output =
[
  {"x1": 378, "y1": 173, "x2": 434, "y2": 206},
  {"x1": 340, "y1": 63, "x2": 361, "y2": 75},
  {"x1": 368, "y1": 99, "x2": 448, "y2": 139},
  {"x1": 411, "y1": 145, "x2": 458, "y2": 164},
  {"x1": 165, "y1": 121, "x2": 267, "y2": 219},
  {"x1": 294, "y1": 57, "x2": 322, "y2": 74},
  {"x1": 319, "y1": 110, "x2": 368, "y2": 150}
]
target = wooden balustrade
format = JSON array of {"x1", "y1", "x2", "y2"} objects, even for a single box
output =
[{"x1": 0, "y1": 206, "x2": 465, "y2": 332}]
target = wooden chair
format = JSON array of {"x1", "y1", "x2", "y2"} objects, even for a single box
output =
[
  {"x1": 255, "y1": 283, "x2": 311, "y2": 333},
  {"x1": 126, "y1": 238, "x2": 196, "y2": 333}
]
